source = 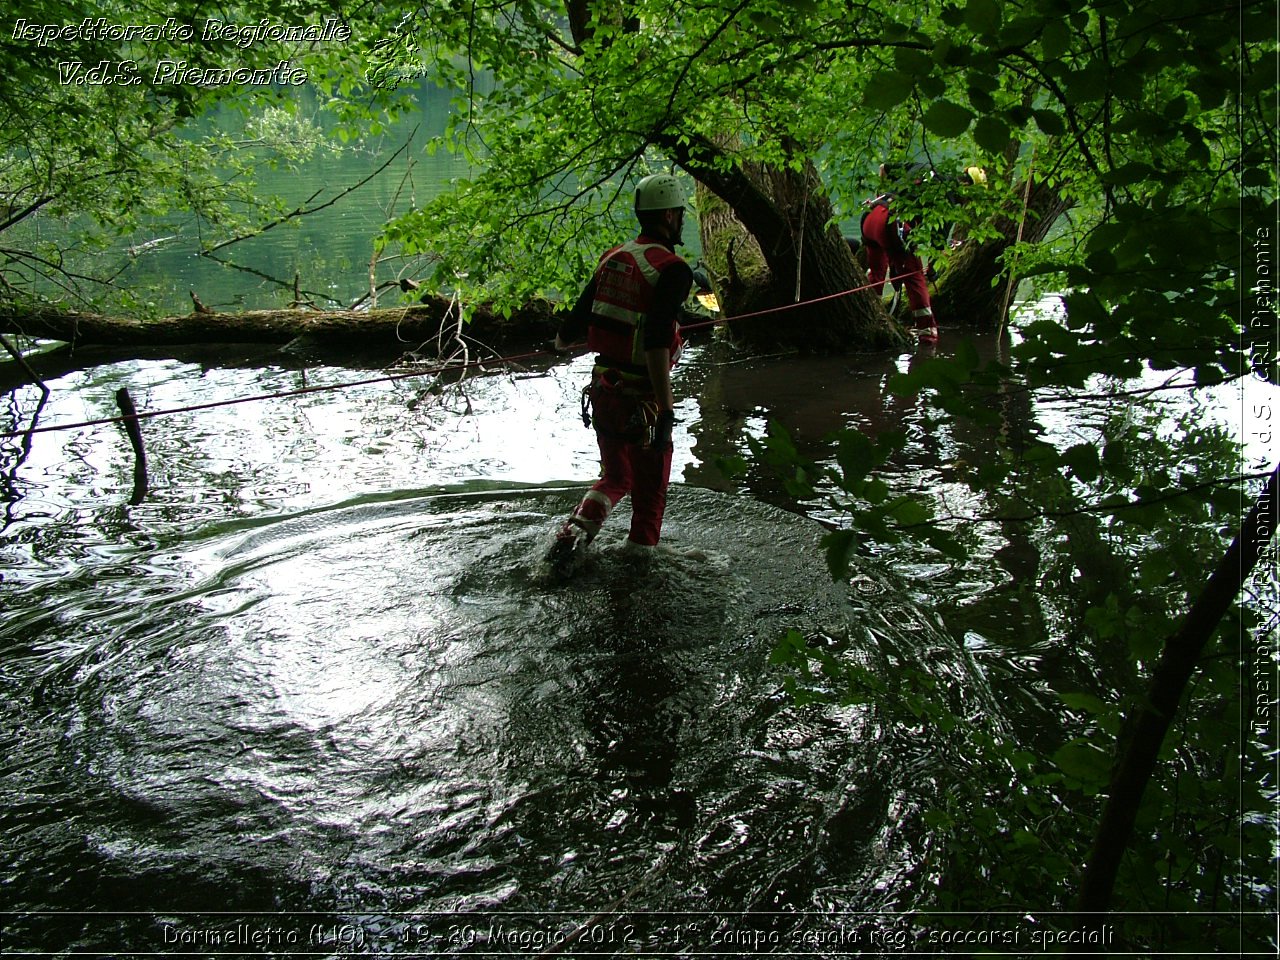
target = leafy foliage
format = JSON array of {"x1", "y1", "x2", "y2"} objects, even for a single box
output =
[
  {"x1": 0, "y1": 0, "x2": 398, "y2": 310},
  {"x1": 758, "y1": 335, "x2": 1275, "y2": 945},
  {"x1": 363, "y1": 0, "x2": 1277, "y2": 939},
  {"x1": 767, "y1": 416, "x2": 1274, "y2": 951},
  {"x1": 731, "y1": 420, "x2": 967, "y2": 578}
]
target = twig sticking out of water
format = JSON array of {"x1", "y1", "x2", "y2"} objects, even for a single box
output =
[{"x1": 0, "y1": 334, "x2": 49, "y2": 397}]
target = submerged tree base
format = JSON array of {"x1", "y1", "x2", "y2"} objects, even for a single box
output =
[{"x1": 693, "y1": 174, "x2": 908, "y2": 354}]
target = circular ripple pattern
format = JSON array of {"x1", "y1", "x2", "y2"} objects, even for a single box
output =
[{"x1": 0, "y1": 484, "x2": 987, "y2": 955}]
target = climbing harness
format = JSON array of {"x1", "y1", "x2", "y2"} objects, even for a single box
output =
[{"x1": 579, "y1": 366, "x2": 663, "y2": 445}]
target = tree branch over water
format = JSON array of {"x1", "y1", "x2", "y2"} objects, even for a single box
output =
[
  {"x1": 202, "y1": 132, "x2": 417, "y2": 255},
  {"x1": 1075, "y1": 461, "x2": 1279, "y2": 920},
  {"x1": 910, "y1": 471, "x2": 1273, "y2": 529}
]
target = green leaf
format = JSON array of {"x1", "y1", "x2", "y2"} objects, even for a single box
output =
[
  {"x1": 967, "y1": 68, "x2": 999, "y2": 93},
  {"x1": 1101, "y1": 162, "x2": 1156, "y2": 186},
  {"x1": 921, "y1": 527, "x2": 966, "y2": 561},
  {"x1": 893, "y1": 48, "x2": 935, "y2": 76},
  {"x1": 1066, "y1": 65, "x2": 1108, "y2": 102},
  {"x1": 1086, "y1": 248, "x2": 1117, "y2": 272},
  {"x1": 923, "y1": 100, "x2": 975, "y2": 136},
  {"x1": 1060, "y1": 442, "x2": 1100, "y2": 483},
  {"x1": 763, "y1": 421, "x2": 800, "y2": 462},
  {"x1": 1101, "y1": 439, "x2": 1129, "y2": 470},
  {"x1": 769, "y1": 629, "x2": 809, "y2": 667},
  {"x1": 888, "y1": 354, "x2": 972, "y2": 396},
  {"x1": 1032, "y1": 109, "x2": 1067, "y2": 135},
  {"x1": 1053, "y1": 738, "x2": 1112, "y2": 788},
  {"x1": 922, "y1": 808, "x2": 953, "y2": 828},
  {"x1": 834, "y1": 429, "x2": 877, "y2": 483},
  {"x1": 932, "y1": 37, "x2": 971, "y2": 66},
  {"x1": 1194, "y1": 365, "x2": 1225, "y2": 386},
  {"x1": 1011, "y1": 827, "x2": 1041, "y2": 849},
  {"x1": 1058, "y1": 691, "x2": 1110, "y2": 714},
  {"x1": 1001, "y1": 15, "x2": 1045, "y2": 47},
  {"x1": 887, "y1": 496, "x2": 930, "y2": 526},
  {"x1": 964, "y1": 0, "x2": 1004, "y2": 36},
  {"x1": 714, "y1": 454, "x2": 748, "y2": 481},
  {"x1": 973, "y1": 115, "x2": 1011, "y2": 152},
  {"x1": 864, "y1": 70, "x2": 914, "y2": 111},
  {"x1": 1243, "y1": 167, "x2": 1271, "y2": 188},
  {"x1": 967, "y1": 86, "x2": 996, "y2": 114},
  {"x1": 820, "y1": 529, "x2": 858, "y2": 580},
  {"x1": 747, "y1": 10, "x2": 781, "y2": 31},
  {"x1": 863, "y1": 477, "x2": 890, "y2": 504}
]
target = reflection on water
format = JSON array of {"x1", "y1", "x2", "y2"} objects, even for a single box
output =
[
  {"x1": 0, "y1": 331, "x2": 996, "y2": 954},
  {"x1": 0, "y1": 476, "x2": 982, "y2": 954},
  {"x1": 0, "y1": 309, "x2": 1267, "y2": 953}
]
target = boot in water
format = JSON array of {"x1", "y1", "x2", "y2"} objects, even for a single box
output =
[{"x1": 545, "y1": 525, "x2": 590, "y2": 580}]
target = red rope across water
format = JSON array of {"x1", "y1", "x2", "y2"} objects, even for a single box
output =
[
  {"x1": 681, "y1": 270, "x2": 914, "y2": 334},
  {"x1": 0, "y1": 271, "x2": 912, "y2": 441}
]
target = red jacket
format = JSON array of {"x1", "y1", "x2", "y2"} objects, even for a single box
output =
[{"x1": 586, "y1": 238, "x2": 685, "y2": 368}]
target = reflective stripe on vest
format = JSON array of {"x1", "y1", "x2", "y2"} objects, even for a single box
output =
[{"x1": 588, "y1": 240, "x2": 682, "y2": 367}]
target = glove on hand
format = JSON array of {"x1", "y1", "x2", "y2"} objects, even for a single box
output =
[{"x1": 652, "y1": 410, "x2": 676, "y2": 450}]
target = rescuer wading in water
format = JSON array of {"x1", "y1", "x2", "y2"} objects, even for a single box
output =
[{"x1": 545, "y1": 174, "x2": 694, "y2": 577}]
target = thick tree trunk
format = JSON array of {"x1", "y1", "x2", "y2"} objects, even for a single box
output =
[
  {"x1": 659, "y1": 132, "x2": 905, "y2": 352},
  {"x1": 0, "y1": 295, "x2": 560, "y2": 350},
  {"x1": 932, "y1": 176, "x2": 1072, "y2": 328},
  {"x1": 695, "y1": 180, "x2": 770, "y2": 321}
]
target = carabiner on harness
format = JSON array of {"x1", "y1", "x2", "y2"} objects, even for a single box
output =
[
  {"x1": 580, "y1": 385, "x2": 593, "y2": 428},
  {"x1": 626, "y1": 400, "x2": 661, "y2": 449}
]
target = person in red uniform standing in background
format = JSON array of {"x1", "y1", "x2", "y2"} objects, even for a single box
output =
[
  {"x1": 546, "y1": 173, "x2": 694, "y2": 576},
  {"x1": 860, "y1": 162, "x2": 941, "y2": 343},
  {"x1": 859, "y1": 162, "x2": 987, "y2": 345}
]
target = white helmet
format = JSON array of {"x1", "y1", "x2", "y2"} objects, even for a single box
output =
[{"x1": 635, "y1": 174, "x2": 685, "y2": 212}]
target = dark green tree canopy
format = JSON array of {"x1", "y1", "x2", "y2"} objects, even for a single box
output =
[{"x1": 361, "y1": 0, "x2": 1275, "y2": 378}]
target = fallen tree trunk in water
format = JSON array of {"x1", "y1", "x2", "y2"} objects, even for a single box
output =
[{"x1": 0, "y1": 295, "x2": 563, "y2": 351}]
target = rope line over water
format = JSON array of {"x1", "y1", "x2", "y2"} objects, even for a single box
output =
[{"x1": 0, "y1": 271, "x2": 914, "y2": 441}]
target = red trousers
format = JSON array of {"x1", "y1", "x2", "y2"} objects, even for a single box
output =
[
  {"x1": 861, "y1": 202, "x2": 935, "y2": 332},
  {"x1": 568, "y1": 377, "x2": 672, "y2": 548}
]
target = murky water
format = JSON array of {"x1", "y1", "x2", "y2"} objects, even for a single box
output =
[
  {"x1": 0, "y1": 320, "x2": 1266, "y2": 955},
  {"x1": 0, "y1": 334, "x2": 983, "y2": 954}
]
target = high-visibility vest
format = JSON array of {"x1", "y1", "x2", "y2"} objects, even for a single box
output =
[{"x1": 588, "y1": 238, "x2": 684, "y2": 367}]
